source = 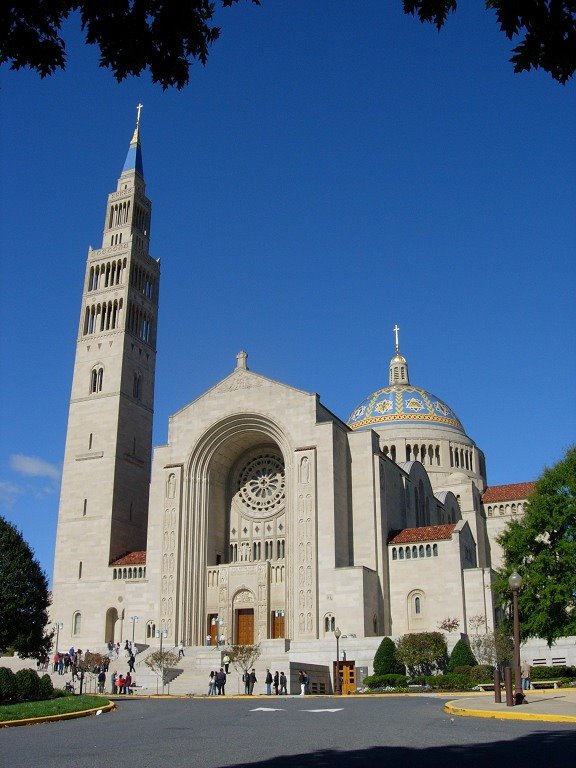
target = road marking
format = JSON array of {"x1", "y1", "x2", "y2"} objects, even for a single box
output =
[
  {"x1": 300, "y1": 708, "x2": 343, "y2": 713},
  {"x1": 250, "y1": 707, "x2": 286, "y2": 712}
]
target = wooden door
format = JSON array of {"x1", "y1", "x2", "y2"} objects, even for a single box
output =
[
  {"x1": 341, "y1": 662, "x2": 356, "y2": 695},
  {"x1": 208, "y1": 615, "x2": 218, "y2": 646},
  {"x1": 236, "y1": 609, "x2": 254, "y2": 645},
  {"x1": 271, "y1": 613, "x2": 285, "y2": 639}
]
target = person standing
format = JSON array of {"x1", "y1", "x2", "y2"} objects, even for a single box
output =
[
  {"x1": 208, "y1": 671, "x2": 216, "y2": 695},
  {"x1": 243, "y1": 670, "x2": 250, "y2": 694},
  {"x1": 125, "y1": 672, "x2": 132, "y2": 694},
  {"x1": 273, "y1": 671, "x2": 279, "y2": 695},
  {"x1": 265, "y1": 669, "x2": 273, "y2": 695},
  {"x1": 298, "y1": 670, "x2": 307, "y2": 696},
  {"x1": 128, "y1": 652, "x2": 136, "y2": 673},
  {"x1": 97, "y1": 669, "x2": 106, "y2": 694},
  {"x1": 215, "y1": 668, "x2": 226, "y2": 695},
  {"x1": 178, "y1": 641, "x2": 185, "y2": 659},
  {"x1": 279, "y1": 671, "x2": 287, "y2": 695},
  {"x1": 223, "y1": 653, "x2": 230, "y2": 674},
  {"x1": 521, "y1": 660, "x2": 531, "y2": 690},
  {"x1": 248, "y1": 668, "x2": 257, "y2": 695}
]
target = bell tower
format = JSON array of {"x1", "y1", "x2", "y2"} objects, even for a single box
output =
[{"x1": 51, "y1": 108, "x2": 160, "y2": 643}]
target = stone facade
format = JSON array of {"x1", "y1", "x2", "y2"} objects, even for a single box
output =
[{"x1": 51, "y1": 120, "x2": 556, "y2": 670}]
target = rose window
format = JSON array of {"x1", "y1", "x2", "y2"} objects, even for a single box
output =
[{"x1": 234, "y1": 453, "x2": 285, "y2": 517}]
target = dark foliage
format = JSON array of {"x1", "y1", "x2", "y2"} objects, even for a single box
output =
[
  {"x1": 373, "y1": 637, "x2": 405, "y2": 676},
  {"x1": 0, "y1": 516, "x2": 52, "y2": 660},
  {"x1": 447, "y1": 638, "x2": 478, "y2": 671},
  {"x1": 14, "y1": 668, "x2": 41, "y2": 702},
  {"x1": 0, "y1": 1, "x2": 261, "y2": 89},
  {"x1": 404, "y1": 1, "x2": 576, "y2": 83},
  {"x1": 0, "y1": 667, "x2": 16, "y2": 702}
]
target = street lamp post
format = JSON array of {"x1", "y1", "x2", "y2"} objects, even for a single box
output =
[
  {"x1": 53, "y1": 622, "x2": 63, "y2": 653},
  {"x1": 334, "y1": 627, "x2": 342, "y2": 695},
  {"x1": 130, "y1": 616, "x2": 139, "y2": 644},
  {"x1": 509, "y1": 570, "x2": 523, "y2": 705}
]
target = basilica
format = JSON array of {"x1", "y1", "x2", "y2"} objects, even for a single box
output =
[{"x1": 50, "y1": 117, "x2": 542, "y2": 682}]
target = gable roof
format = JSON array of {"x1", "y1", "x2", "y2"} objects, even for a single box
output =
[
  {"x1": 110, "y1": 550, "x2": 147, "y2": 566},
  {"x1": 482, "y1": 482, "x2": 535, "y2": 503},
  {"x1": 388, "y1": 524, "x2": 456, "y2": 545}
]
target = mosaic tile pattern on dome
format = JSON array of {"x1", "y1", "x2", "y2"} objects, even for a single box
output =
[{"x1": 347, "y1": 385, "x2": 464, "y2": 433}]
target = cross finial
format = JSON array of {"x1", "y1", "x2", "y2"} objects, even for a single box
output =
[
  {"x1": 136, "y1": 103, "x2": 143, "y2": 128},
  {"x1": 393, "y1": 324, "x2": 400, "y2": 352}
]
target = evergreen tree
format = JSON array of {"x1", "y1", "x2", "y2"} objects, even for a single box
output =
[
  {"x1": 447, "y1": 638, "x2": 477, "y2": 671},
  {"x1": 373, "y1": 637, "x2": 404, "y2": 675},
  {"x1": 0, "y1": 516, "x2": 52, "y2": 660},
  {"x1": 496, "y1": 446, "x2": 576, "y2": 646}
]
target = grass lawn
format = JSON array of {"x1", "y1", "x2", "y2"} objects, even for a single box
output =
[{"x1": 0, "y1": 695, "x2": 111, "y2": 722}]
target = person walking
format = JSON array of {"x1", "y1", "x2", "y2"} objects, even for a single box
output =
[
  {"x1": 273, "y1": 670, "x2": 279, "y2": 695},
  {"x1": 128, "y1": 652, "x2": 136, "y2": 673},
  {"x1": 279, "y1": 671, "x2": 287, "y2": 695},
  {"x1": 265, "y1": 669, "x2": 273, "y2": 695},
  {"x1": 298, "y1": 670, "x2": 308, "y2": 696},
  {"x1": 178, "y1": 641, "x2": 185, "y2": 659},
  {"x1": 223, "y1": 653, "x2": 230, "y2": 674}
]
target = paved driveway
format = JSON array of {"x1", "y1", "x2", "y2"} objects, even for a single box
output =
[{"x1": 1, "y1": 696, "x2": 575, "y2": 768}]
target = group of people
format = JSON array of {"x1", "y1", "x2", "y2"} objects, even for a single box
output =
[
  {"x1": 110, "y1": 670, "x2": 134, "y2": 695},
  {"x1": 264, "y1": 669, "x2": 289, "y2": 695}
]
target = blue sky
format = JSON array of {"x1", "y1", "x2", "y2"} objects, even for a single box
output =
[{"x1": 1, "y1": 2, "x2": 574, "y2": 583}]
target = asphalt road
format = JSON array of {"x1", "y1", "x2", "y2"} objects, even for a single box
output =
[{"x1": 1, "y1": 696, "x2": 575, "y2": 768}]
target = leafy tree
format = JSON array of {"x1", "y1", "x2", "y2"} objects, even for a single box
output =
[
  {"x1": 0, "y1": 515, "x2": 52, "y2": 660},
  {"x1": 447, "y1": 638, "x2": 477, "y2": 671},
  {"x1": 496, "y1": 446, "x2": 576, "y2": 646},
  {"x1": 404, "y1": 1, "x2": 576, "y2": 83},
  {"x1": 395, "y1": 632, "x2": 448, "y2": 676},
  {"x1": 144, "y1": 649, "x2": 180, "y2": 685},
  {"x1": 2, "y1": 2, "x2": 574, "y2": 89},
  {"x1": 225, "y1": 643, "x2": 261, "y2": 675},
  {"x1": 373, "y1": 637, "x2": 405, "y2": 676},
  {"x1": 1, "y1": 1, "x2": 261, "y2": 89}
]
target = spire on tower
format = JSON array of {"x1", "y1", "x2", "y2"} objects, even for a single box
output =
[
  {"x1": 122, "y1": 103, "x2": 144, "y2": 176},
  {"x1": 389, "y1": 324, "x2": 410, "y2": 385}
]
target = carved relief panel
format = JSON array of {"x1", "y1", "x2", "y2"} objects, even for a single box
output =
[{"x1": 295, "y1": 449, "x2": 317, "y2": 638}]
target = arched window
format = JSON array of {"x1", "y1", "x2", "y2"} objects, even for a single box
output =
[
  {"x1": 433, "y1": 544, "x2": 438, "y2": 557},
  {"x1": 412, "y1": 546, "x2": 418, "y2": 559},
  {"x1": 399, "y1": 548, "x2": 404, "y2": 560},
  {"x1": 324, "y1": 614, "x2": 336, "y2": 633},
  {"x1": 419, "y1": 545, "x2": 424, "y2": 558},
  {"x1": 73, "y1": 612, "x2": 82, "y2": 635},
  {"x1": 146, "y1": 621, "x2": 156, "y2": 639},
  {"x1": 392, "y1": 547, "x2": 397, "y2": 560},
  {"x1": 426, "y1": 544, "x2": 431, "y2": 557},
  {"x1": 415, "y1": 597, "x2": 421, "y2": 614}
]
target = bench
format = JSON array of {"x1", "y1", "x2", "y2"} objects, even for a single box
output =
[{"x1": 530, "y1": 680, "x2": 560, "y2": 689}]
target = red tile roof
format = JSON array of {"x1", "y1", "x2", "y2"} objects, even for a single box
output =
[
  {"x1": 482, "y1": 482, "x2": 535, "y2": 503},
  {"x1": 110, "y1": 551, "x2": 147, "y2": 566},
  {"x1": 388, "y1": 524, "x2": 456, "y2": 545}
]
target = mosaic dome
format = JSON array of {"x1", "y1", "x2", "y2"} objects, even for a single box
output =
[
  {"x1": 347, "y1": 330, "x2": 465, "y2": 435},
  {"x1": 347, "y1": 384, "x2": 465, "y2": 434}
]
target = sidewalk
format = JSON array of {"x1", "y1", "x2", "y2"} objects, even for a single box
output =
[{"x1": 444, "y1": 689, "x2": 576, "y2": 722}]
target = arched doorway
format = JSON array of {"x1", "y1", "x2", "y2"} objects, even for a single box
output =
[{"x1": 105, "y1": 607, "x2": 119, "y2": 643}]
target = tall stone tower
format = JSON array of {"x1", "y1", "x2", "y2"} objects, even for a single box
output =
[{"x1": 51, "y1": 110, "x2": 160, "y2": 645}]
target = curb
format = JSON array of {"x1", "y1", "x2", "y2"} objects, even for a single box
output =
[
  {"x1": 0, "y1": 700, "x2": 115, "y2": 728},
  {"x1": 444, "y1": 699, "x2": 576, "y2": 723}
]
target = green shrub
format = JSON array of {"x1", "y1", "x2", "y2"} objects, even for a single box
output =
[
  {"x1": 470, "y1": 665, "x2": 495, "y2": 682},
  {"x1": 373, "y1": 637, "x2": 405, "y2": 676},
  {"x1": 530, "y1": 665, "x2": 575, "y2": 680},
  {"x1": 38, "y1": 673, "x2": 54, "y2": 699},
  {"x1": 14, "y1": 668, "x2": 40, "y2": 702},
  {"x1": 448, "y1": 638, "x2": 477, "y2": 671},
  {"x1": 453, "y1": 665, "x2": 473, "y2": 676},
  {"x1": 364, "y1": 673, "x2": 407, "y2": 688},
  {"x1": 0, "y1": 667, "x2": 16, "y2": 702},
  {"x1": 425, "y1": 673, "x2": 473, "y2": 691}
]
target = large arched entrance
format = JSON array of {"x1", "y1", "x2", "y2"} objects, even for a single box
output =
[{"x1": 105, "y1": 607, "x2": 119, "y2": 643}]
